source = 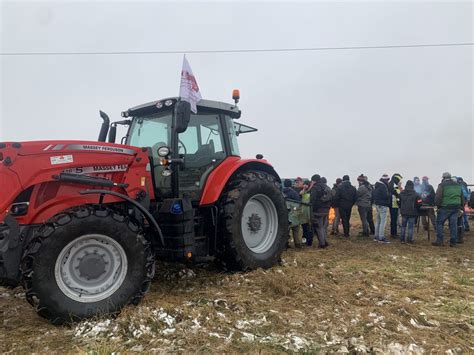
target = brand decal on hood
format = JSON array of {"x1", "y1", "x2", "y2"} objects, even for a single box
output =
[
  {"x1": 66, "y1": 144, "x2": 136, "y2": 155},
  {"x1": 62, "y1": 164, "x2": 128, "y2": 175}
]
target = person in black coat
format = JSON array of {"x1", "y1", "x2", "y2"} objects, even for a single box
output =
[
  {"x1": 399, "y1": 180, "x2": 422, "y2": 243},
  {"x1": 310, "y1": 174, "x2": 332, "y2": 248},
  {"x1": 420, "y1": 176, "x2": 436, "y2": 230},
  {"x1": 283, "y1": 179, "x2": 301, "y2": 201},
  {"x1": 334, "y1": 175, "x2": 357, "y2": 238},
  {"x1": 373, "y1": 174, "x2": 391, "y2": 243}
]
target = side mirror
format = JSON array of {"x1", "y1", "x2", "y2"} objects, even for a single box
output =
[{"x1": 174, "y1": 101, "x2": 191, "y2": 134}]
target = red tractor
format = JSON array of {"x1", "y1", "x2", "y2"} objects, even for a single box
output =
[{"x1": 0, "y1": 93, "x2": 288, "y2": 324}]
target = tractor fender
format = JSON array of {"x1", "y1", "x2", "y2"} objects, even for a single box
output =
[{"x1": 199, "y1": 156, "x2": 281, "y2": 206}]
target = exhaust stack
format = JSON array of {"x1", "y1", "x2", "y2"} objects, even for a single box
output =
[{"x1": 98, "y1": 110, "x2": 110, "y2": 142}]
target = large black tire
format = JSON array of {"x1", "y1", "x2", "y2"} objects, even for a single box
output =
[
  {"x1": 21, "y1": 206, "x2": 155, "y2": 325},
  {"x1": 219, "y1": 170, "x2": 288, "y2": 270}
]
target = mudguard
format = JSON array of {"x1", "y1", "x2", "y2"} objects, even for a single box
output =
[{"x1": 199, "y1": 156, "x2": 280, "y2": 206}]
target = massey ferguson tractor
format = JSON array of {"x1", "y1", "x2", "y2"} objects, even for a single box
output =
[{"x1": 0, "y1": 92, "x2": 288, "y2": 324}]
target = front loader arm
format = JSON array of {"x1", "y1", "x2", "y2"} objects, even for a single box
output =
[{"x1": 0, "y1": 141, "x2": 153, "y2": 225}]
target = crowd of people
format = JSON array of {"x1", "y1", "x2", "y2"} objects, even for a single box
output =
[{"x1": 282, "y1": 172, "x2": 472, "y2": 249}]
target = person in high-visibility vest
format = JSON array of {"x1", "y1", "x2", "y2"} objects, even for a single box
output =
[{"x1": 301, "y1": 180, "x2": 314, "y2": 246}]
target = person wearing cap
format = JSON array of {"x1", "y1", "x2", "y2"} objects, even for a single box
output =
[
  {"x1": 310, "y1": 174, "x2": 332, "y2": 248},
  {"x1": 330, "y1": 178, "x2": 343, "y2": 235},
  {"x1": 389, "y1": 174, "x2": 403, "y2": 238},
  {"x1": 334, "y1": 175, "x2": 357, "y2": 238},
  {"x1": 373, "y1": 174, "x2": 391, "y2": 243},
  {"x1": 356, "y1": 174, "x2": 373, "y2": 237},
  {"x1": 433, "y1": 172, "x2": 464, "y2": 247},
  {"x1": 420, "y1": 176, "x2": 436, "y2": 230},
  {"x1": 399, "y1": 180, "x2": 422, "y2": 243}
]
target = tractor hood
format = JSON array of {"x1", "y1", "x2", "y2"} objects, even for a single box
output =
[{"x1": 0, "y1": 140, "x2": 144, "y2": 223}]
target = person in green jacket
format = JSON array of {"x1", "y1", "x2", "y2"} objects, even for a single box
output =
[{"x1": 433, "y1": 172, "x2": 464, "y2": 247}]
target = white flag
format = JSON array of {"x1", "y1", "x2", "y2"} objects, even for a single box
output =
[{"x1": 179, "y1": 55, "x2": 202, "y2": 113}]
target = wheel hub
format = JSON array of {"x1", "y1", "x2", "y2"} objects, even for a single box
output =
[
  {"x1": 241, "y1": 194, "x2": 279, "y2": 254},
  {"x1": 78, "y1": 253, "x2": 107, "y2": 280},
  {"x1": 247, "y1": 213, "x2": 262, "y2": 233}
]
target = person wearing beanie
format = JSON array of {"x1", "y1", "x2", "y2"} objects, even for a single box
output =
[
  {"x1": 356, "y1": 174, "x2": 373, "y2": 237},
  {"x1": 311, "y1": 174, "x2": 321, "y2": 183},
  {"x1": 334, "y1": 175, "x2": 357, "y2": 238},
  {"x1": 330, "y1": 178, "x2": 343, "y2": 235},
  {"x1": 373, "y1": 174, "x2": 391, "y2": 243},
  {"x1": 433, "y1": 172, "x2": 464, "y2": 246},
  {"x1": 310, "y1": 173, "x2": 332, "y2": 248},
  {"x1": 399, "y1": 180, "x2": 422, "y2": 243},
  {"x1": 420, "y1": 176, "x2": 436, "y2": 230}
]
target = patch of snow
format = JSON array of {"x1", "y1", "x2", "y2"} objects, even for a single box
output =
[
  {"x1": 130, "y1": 345, "x2": 144, "y2": 352},
  {"x1": 240, "y1": 332, "x2": 256, "y2": 342},
  {"x1": 74, "y1": 319, "x2": 111, "y2": 338},
  {"x1": 152, "y1": 308, "x2": 175, "y2": 327},
  {"x1": 161, "y1": 328, "x2": 176, "y2": 336},
  {"x1": 235, "y1": 320, "x2": 250, "y2": 330},
  {"x1": 291, "y1": 335, "x2": 310, "y2": 350}
]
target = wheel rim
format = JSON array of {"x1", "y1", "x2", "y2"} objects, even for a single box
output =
[
  {"x1": 241, "y1": 194, "x2": 279, "y2": 254},
  {"x1": 54, "y1": 234, "x2": 128, "y2": 303}
]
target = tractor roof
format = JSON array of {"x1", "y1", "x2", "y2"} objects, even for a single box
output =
[{"x1": 124, "y1": 97, "x2": 241, "y2": 119}]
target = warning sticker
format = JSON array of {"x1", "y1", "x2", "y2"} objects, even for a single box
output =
[
  {"x1": 51, "y1": 155, "x2": 74, "y2": 165},
  {"x1": 62, "y1": 164, "x2": 128, "y2": 174}
]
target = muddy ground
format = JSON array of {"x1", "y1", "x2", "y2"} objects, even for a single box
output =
[{"x1": 1, "y1": 220, "x2": 473, "y2": 354}]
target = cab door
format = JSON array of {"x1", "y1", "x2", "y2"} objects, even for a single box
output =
[{"x1": 177, "y1": 113, "x2": 227, "y2": 201}]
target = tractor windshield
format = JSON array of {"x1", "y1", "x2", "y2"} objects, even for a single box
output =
[{"x1": 128, "y1": 111, "x2": 172, "y2": 158}]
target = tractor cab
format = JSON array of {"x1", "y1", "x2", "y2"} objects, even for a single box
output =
[{"x1": 121, "y1": 95, "x2": 257, "y2": 201}]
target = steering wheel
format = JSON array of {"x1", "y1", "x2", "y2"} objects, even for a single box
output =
[{"x1": 178, "y1": 139, "x2": 187, "y2": 155}]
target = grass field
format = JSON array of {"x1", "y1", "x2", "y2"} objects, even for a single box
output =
[{"x1": 1, "y1": 217, "x2": 473, "y2": 353}]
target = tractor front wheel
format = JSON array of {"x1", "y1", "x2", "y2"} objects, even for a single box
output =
[
  {"x1": 21, "y1": 206, "x2": 154, "y2": 324},
  {"x1": 219, "y1": 171, "x2": 288, "y2": 270}
]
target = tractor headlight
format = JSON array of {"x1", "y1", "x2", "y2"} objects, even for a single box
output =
[
  {"x1": 10, "y1": 202, "x2": 29, "y2": 216},
  {"x1": 157, "y1": 146, "x2": 170, "y2": 157}
]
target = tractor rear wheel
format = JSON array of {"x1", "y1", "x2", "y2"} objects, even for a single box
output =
[
  {"x1": 219, "y1": 170, "x2": 288, "y2": 270},
  {"x1": 21, "y1": 206, "x2": 154, "y2": 324}
]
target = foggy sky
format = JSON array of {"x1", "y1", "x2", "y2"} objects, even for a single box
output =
[{"x1": 1, "y1": 0, "x2": 473, "y2": 186}]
